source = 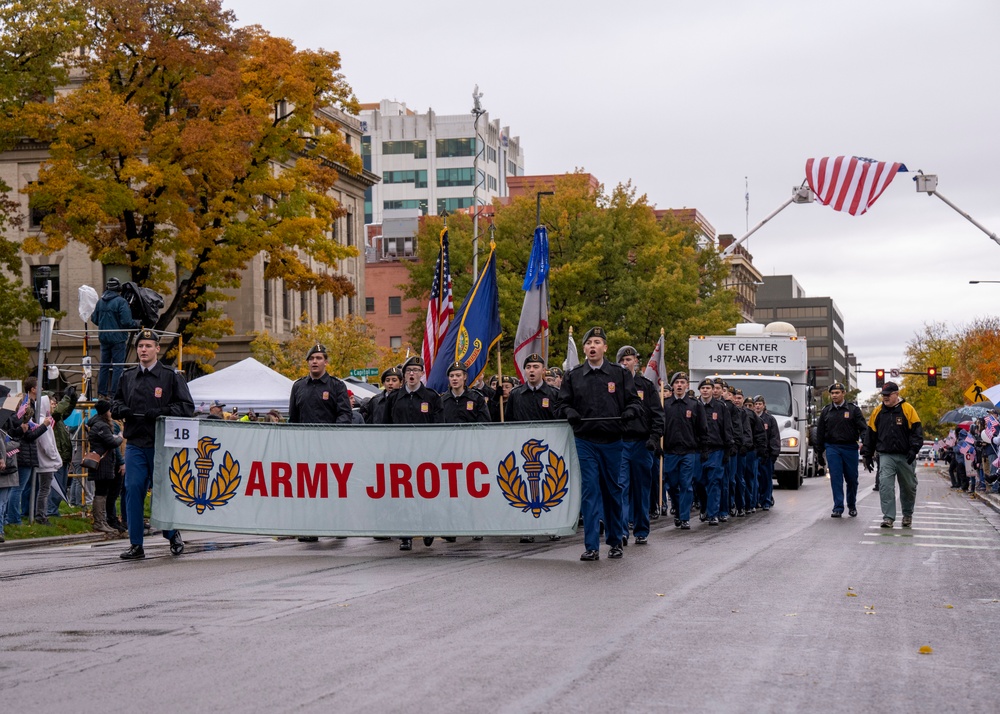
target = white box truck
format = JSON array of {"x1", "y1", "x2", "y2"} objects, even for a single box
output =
[{"x1": 688, "y1": 322, "x2": 809, "y2": 490}]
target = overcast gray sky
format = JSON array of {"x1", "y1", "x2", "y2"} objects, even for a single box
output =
[{"x1": 225, "y1": 0, "x2": 1000, "y2": 397}]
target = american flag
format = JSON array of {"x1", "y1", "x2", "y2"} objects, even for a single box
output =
[
  {"x1": 805, "y1": 156, "x2": 907, "y2": 216},
  {"x1": 421, "y1": 227, "x2": 454, "y2": 381}
]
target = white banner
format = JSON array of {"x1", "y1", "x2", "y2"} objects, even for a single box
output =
[{"x1": 151, "y1": 420, "x2": 581, "y2": 537}]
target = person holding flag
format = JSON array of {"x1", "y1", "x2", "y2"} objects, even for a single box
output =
[
  {"x1": 617, "y1": 346, "x2": 663, "y2": 545},
  {"x1": 513, "y1": 226, "x2": 549, "y2": 381}
]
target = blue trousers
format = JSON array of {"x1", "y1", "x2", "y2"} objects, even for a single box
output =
[
  {"x1": 733, "y1": 453, "x2": 746, "y2": 511},
  {"x1": 125, "y1": 444, "x2": 177, "y2": 546},
  {"x1": 576, "y1": 438, "x2": 624, "y2": 552},
  {"x1": 97, "y1": 340, "x2": 128, "y2": 397},
  {"x1": 6, "y1": 466, "x2": 33, "y2": 525},
  {"x1": 47, "y1": 463, "x2": 69, "y2": 517},
  {"x1": 649, "y1": 457, "x2": 662, "y2": 514},
  {"x1": 723, "y1": 454, "x2": 737, "y2": 516},
  {"x1": 826, "y1": 444, "x2": 859, "y2": 512},
  {"x1": 0, "y1": 485, "x2": 11, "y2": 536},
  {"x1": 622, "y1": 441, "x2": 654, "y2": 537},
  {"x1": 743, "y1": 453, "x2": 759, "y2": 510},
  {"x1": 700, "y1": 449, "x2": 725, "y2": 518},
  {"x1": 664, "y1": 453, "x2": 699, "y2": 521},
  {"x1": 758, "y1": 457, "x2": 774, "y2": 507}
]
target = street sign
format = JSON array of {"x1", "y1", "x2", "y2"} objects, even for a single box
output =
[
  {"x1": 964, "y1": 379, "x2": 989, "y2": 403},
  {"x1": 349, "y1": 368, "x2": 379, "y2": 378},
  {"x1": 941, "y1": 366, "x2": 952, "y2": 379},
  {"x1": 889, "y1": 368, "x2": 900, "y2": 378}
]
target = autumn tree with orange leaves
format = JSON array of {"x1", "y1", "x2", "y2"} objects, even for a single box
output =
[{"x1": 13, "y1": 0, "x2": 361, "y2": 363}]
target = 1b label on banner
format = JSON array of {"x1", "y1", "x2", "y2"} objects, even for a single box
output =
[{"x1": 164, "y1": 418, "x2": 199, "y2": 448}]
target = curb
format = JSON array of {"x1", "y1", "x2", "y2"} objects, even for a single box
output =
[
  {"x1": 933, "y1": 464, "x2": 1000, "y2": 515},
  {"x1": 0, "y1": 532, "x2": 119, "y2": 552}
]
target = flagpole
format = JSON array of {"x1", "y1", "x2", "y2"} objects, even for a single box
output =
[
  {"x1": 497, "y1": 346, "x2": 505, "y2": 423},
  {"x1": 658, "y1": 327, "x2": 665, "y2": 516}
]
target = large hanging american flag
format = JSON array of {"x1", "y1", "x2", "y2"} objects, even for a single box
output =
[
  {"x1": 805, "y1": 156, "x2": 908, "y2": 216},
  {"x1": 421, "y1": 227, "x2": 454, "y2": 381}
]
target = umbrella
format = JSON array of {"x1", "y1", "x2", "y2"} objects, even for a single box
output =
[
  {"x1": 939, "y1": 403, "x2": 996, "y2": 423},
  {"x1": 981, "y1": 384, "x2": 1000, "y2": 404}
]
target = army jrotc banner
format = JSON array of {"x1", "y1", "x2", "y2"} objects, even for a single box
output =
[{"x1": 151, "y1": 420, "x2": 581, "y2": 537}]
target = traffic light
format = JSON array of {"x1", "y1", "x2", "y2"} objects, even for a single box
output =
[
  {"x1": 927, "y1": 367, "x2": 937, "y2": 387},
  {"x1": 875, "y1": 369, "x2": 885, "y2": 388}
]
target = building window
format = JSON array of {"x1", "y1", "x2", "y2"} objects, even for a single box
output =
[
  {"x1": 808, "y1": 346, "x2": 830, "y2": 359},
  {"x1": 487, "y1": 175, "x2": 497, "y2": 191},
  {"x1": 365, "y1": 297, "x2": 375, "y2": 313},
  {"x1": 487, "y1": 146, "x2": 497, "y2": 162},
  {"x1": 346, "y1": 213, "x2": 354, "y2": 247},
  {"x1": 384, "y1": 170, "x2": 428, "y2": 188},
  {"x1": 300, "y1": 292, "x2": 308, "y2": 322},
  {"x1": 388, "y1": 296, "x2": 402, "y2": 315},
  {"x1": 436, "y1": 167, "x2": 475, "y2": 188},
  {"x1": 332, "y1": 216, "x2": 340, "y2": 243},
  {"x1": 436, "y1": 138, "x2": 476, "y2": 158},
  {"x1": 361, "y1": 137, "x2": 371, "y2": 172},
  {"x1": 436, "y1": 197, "x2": 474, "y2": 214},
  {"x1": 282, "y1": 283, "x2": 291, "y2": 321},
  {"x1": 317, "y1": 293, "x2": 325, "y2": 323},
  {"x1": 364, "y1": 189, "x2": 373, "y2": 225},
  {"x1": 347, "y1": 297, "x2": 354, "y2": 315},
  {"x1": 382, "y1": 140, "x2": 427, "y2": 158},
  {"x1": 390, "y1": 336, "x2": 402, "y2": 349},
  {"x1": 30, "y1": 264, "x2": 60, "y2": 311},
  {"x1": 28, "y1": 185, "x2": 52, "y2": 229},
  {"x1": 384, "y1": 199, "x2": 428, "y2": 214},
  {"x1": 263, "y1": 263, "x2": 272, "y2": 317}
]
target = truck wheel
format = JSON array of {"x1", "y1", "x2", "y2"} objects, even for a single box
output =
[{"x1": 777, "y1": 472, "x2": 801, "y2": 490}]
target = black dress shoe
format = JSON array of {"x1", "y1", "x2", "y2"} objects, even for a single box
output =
[
  {"x1": 634, "y1": 535, "x2": 648, "y2": 545},
  {"x1": 848, "y1": 509, "x2": 858, "y2": 517},
  {"x1": 708, "y1": 517, "x2": 719, "y2": 526},
  {"x1": 680, "y1": 521, "x2": 691, "y2": 530},
  {"x1": 608, "y1": 546, "x2": 623, "y2": 559},
  {"x1": 719, "y1": 515, "x2": 728, "y2": 522},
  {"x1": 169, "y1": 532, "x2": 184, "y2": 555},
  {"x1": 649, "y1": 510, "x2": 660, "y2": 520},
  {"x1": 120, "y1": 544, "x2": 145, "y2": 560},
  {"x1": 699, "y1": 512, "x2": 707, "y2": 522},
  {"x1": 520, "y1": 536, "x2": 535, "y2": 543},
  {"x1": 674, "y1": 518, "x2": 682, "y2": 527},
  {"x1": 399, "y1": 538, "x2": 412, "y2": 551},
  {"x1": 422, "y1": 536, "x2": 434, "y2": 547},
  {"x1": 621, "y1": 535, "x2": 629, "y2": 546},
  {"x1": 831, "y1": 511, "x2": 842, "y2": 518},
  {"x1": 670, "y1": 507, "x2": 677, "y2": 515},
  {"x1": 580, "y1": 549, "x2": 600, "y2": 561}
]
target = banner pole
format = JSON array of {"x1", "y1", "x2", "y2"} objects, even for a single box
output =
[
  {"x1": 658, "y1": 327, "x2": 665, "y2": 515},
  {"x1": 498, "y1": 348, "x2": 505, "y2": 423}
]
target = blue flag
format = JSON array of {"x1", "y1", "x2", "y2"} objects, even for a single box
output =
[{"x1": 427, "y1": 244, "x2": 502, "y2": 393}]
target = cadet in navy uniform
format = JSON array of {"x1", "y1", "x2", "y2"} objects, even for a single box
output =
[
  {"x1": 112, "y1": 329, "x2": 195, "y2": 560},
  {"x1": 743, "y1": 396, "x2": 767, "y2": 513},
  {"x1": 506, "y1": 354, "x2": 561, "y2": 423},
  {"x1": 616, "y1": 346, "x2": 663, "y2": 545},
  {"x1": 754, "y1": 395, "x2": 780, "y2": 510},
  {"x1": 380, "y1": 355, "x2": 442, "y2": 551},
  {"x1": 362, "y1": 367, "x2": 402, "y2": 424},
  {"x1": 506, "y1": 353, "x2": 563, "y2": 544},
  {"x1": 661, "y1": 372, "x2": 708, "y2": 530},
  {"x1": 440, "y1": 361, "x2": 491, "y2": 423},
  {"x1": 288, "y1": 344, "x2": 352, "y2": 426},
  {"x1": 815, "y1": 382, "x2": 868, "y2": 518},
  {"x1": 556, "y1": 327, "x2": 641, "y2": 561},
  {"x1": 717, "y1": 379, "x2": 742, "y2": 520},
  {"x1": 730, "y1": 388, "x2": 753, "y2": 517},
  {"x1": 695, "y1": 378, "x2": 732, "y2": 525}
]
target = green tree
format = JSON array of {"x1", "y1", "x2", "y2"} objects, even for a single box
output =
[
  {"x1": 900, "y1": 322, "x2": 959, "y2": 438},
  {"x1": 13, "y1": 0, "x2": 360, "y2": 364},
  {"x1": 404, "y1": 173, "x2": 740, "y2": 374}
]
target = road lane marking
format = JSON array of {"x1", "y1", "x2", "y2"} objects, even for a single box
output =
[
  {"x1": 863, "y1": 533, "x2": 995, "y2": 541},
  {"x1": 860, "y1": 541, "x2": 1000, "y2": 550}
]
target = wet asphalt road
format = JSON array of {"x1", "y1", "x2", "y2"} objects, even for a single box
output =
[{"x1": 2, "y1": 464, "x2": 1000, "y2": 713}]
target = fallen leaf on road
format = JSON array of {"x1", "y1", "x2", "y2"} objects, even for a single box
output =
[
  {"x1": 337, "y1": 604, "x2": 350, "y2": 607},
  {"x1": 656, "y1": 593, "x2": 665, "y2": 597},
  {"x1": 865, "y1": 611, "x2": 875, "y2": 615},
  {"x1": 846, "y1": 592, "x2": 858, "y2": 597},
  {"x1": 785, "y1": 613, "x2": 798, "y2": 617},
  {"x1": 847, "y1": 587, "x2": 855, "y2": 591},
  {"x1": 944, "y1": 604, "x2": 954, "y2": 609},
  {"x1": 919, "y1": 646, "x2": 933, "y2": 655}
]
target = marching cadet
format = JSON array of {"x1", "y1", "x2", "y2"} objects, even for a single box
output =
[
  {"x1": 544, "y1": 367, "x2": 564, "y2": 390},
  {"x1": 661, "y1": 372, "x2": 708, "y2": 530},
  {"x1": 288, "y1": 344, "x2": 353, "y2": 425},
  {"x1": 730, "y1": 388, "x2": 753, "y2": 517},
  {"x1": 717, "y1": 380, "x2": 742, "y2": 520},
  {"x1": 440, "y1": 361, "x2": 491, "y2": 423},
  {"x1": 361, "y1": 367, "x2": 402, "y2": 424},
  {"x1": 695, "y1": 378, "x2": 732, "y2": 525},
  {"x1": 112, "y1": 329, "x2": 195, "y2": 560},
  {"x1": 557, "y1": 327, "x2": 641, "y2": 561},
  {"x1": 380, "y1": 355, "x2": 442, "y2": 551},
  {"x1": 753, "y1": 396, "x2": 780, "y2": 511},
  {"x1": 815, "y1": 381, "x2": 867, "y2": 518},
  {"x1": 506, "y1": 353, "x2": 563, "y2": 544},
  {"x1": 488, "y1": 376, "x2": 516, "y2": 422},
  {"x1": 617, "y1": 346, "x2": 663, "y2": 545},
  {"x1": 288, "y1": 343, "x2": 352, "y2": 542},
  {"x1": 743, "y1": 396, "x2": 767, "y2": 513}
]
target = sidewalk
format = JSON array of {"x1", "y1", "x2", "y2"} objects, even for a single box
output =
[{"x1": 930, "y1": 463, "x2": 1000, "y2": 514}]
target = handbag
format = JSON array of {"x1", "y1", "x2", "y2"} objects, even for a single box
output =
[{"x1": 81, "y1": 450, "x2": 105, "y2": 470}]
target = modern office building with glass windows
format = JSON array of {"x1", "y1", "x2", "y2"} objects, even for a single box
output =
[{"x1": 359, "y1": 99, "x2": 525, "y2": 225}]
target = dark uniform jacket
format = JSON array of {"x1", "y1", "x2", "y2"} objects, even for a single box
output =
[
  {"x1": 661, "y1": 394, "x2": 708, "y2": 455},
  {"x1": 556, "y1": 360, "x2": 642, "y2": 444},
  {"x1": 623, "y1": 373, "x2": 664, "y2": 443},
  {"x1": 745, "y1": 407, "x2": 768, "y2": 458},
  {"x1": 697, "y1": 397, "x2": 732, "y2": 452},
  {"x1": 736, "y1": 408, "x2": 754, "y2": 454},
  {"x1": 505, "y1": 382, "x2": 562, "y2": 422},
  {"x1": 382, "y1": 385, "x2": 443, "y2": 424},
  {"x1": 288, "y1": 372, "x2": 351, "y2": 425},
  {"x1": 441, "y1": 388, "x2": 491, "y2": 423},
  {"x1": 761, "y1": 410, "x2": 781, "y2": 460},
  {"x1": 725, "y1": 399, "x2": 745, "y2": 456},
  {"x1": 361, "y1": 390, "x2": 391, "y2": 424},
  {"x1": 112, "y1": 361, "x2": 195, "y2": 448},
  {"x1": 815, "y1": 400, "x2": 867, "y2": 451},
  {"x1": 864, "y1": 399, "x2": 923, "y2": 458}
]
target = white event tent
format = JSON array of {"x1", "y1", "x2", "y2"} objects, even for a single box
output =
[{"x1": 187, "y1": 357, "x2": 294, "y2": 413}]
